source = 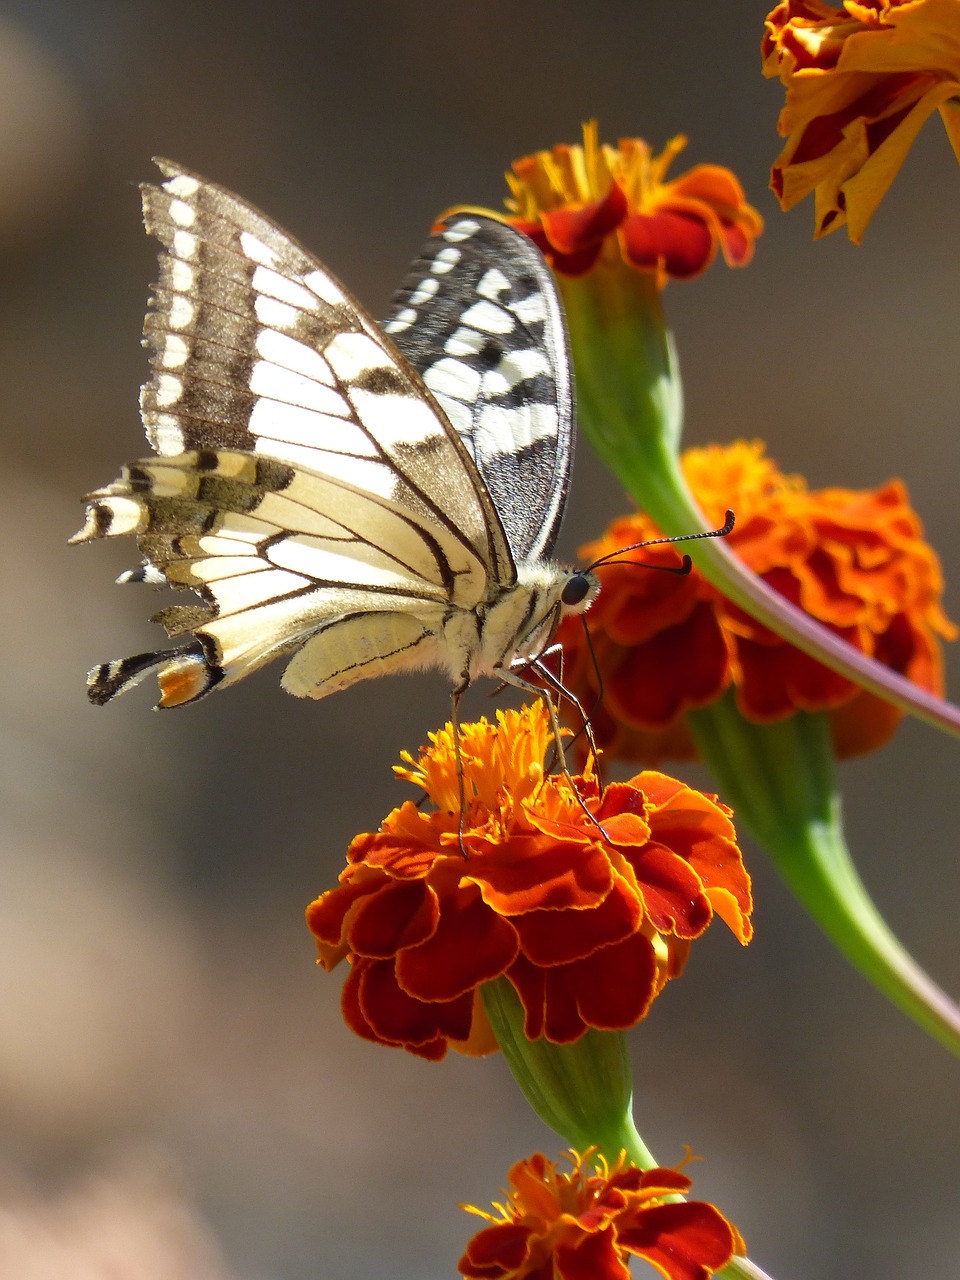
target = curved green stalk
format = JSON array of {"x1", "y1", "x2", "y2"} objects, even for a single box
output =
[
  {"x1": 689, "y1": 697, "x2": 960, "y2": 1056},
  {"x1": 721, "y1": 1257, "x2": 777, "y2": 1280}
]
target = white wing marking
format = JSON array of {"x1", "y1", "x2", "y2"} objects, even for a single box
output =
[
  {"x1": 254, "y1": 328, "x2": 336, "y2": 384},
  {"x1": 458, "y1": 299, "x2": 515, "y2": 336}
]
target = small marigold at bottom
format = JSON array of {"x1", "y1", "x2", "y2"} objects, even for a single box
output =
[
  {"x1": 459, "y1": 1149, "x2": 744, "y2": 1280},
  {"x1": 306, "y1": 703, "x2": 751, "y2": 1060},
  {"x1": 551, "y1": 440, "x2": 956, "y2": 763}
]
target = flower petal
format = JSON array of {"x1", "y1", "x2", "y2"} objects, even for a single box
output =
[
  {"x1": 566, "y1": 932, "x2": 659, "y2": 1033},
  {"x1": 617, "y1": 1200, "x2": 743, "y2": 1279},
  {"x1": 619, "y1": 210, "x2": 716, "y2": 281},
  {"x1": 459, "y1": 1222, "x2": 536, "y2": 1278},
  {"x1": 396, "y1": 886, "x2": 519, "y2": 1001},
  {"x1": 513, "y1": 871, "x2": 644, "y2": 965},
  {"x1": 539, "y1": 182, "x2": 629, "y2": 253},
  {"x1": 555, "y1": 1226, "x2": 632, "y2": 1280},
  {"x1": 355, "y1": 957, "x2": 474, "y2": 1055},
  {"x1": 470, "y1": 832, "x2": 615, "y2": 915},
  {"x1": 348, "y1": 878, "x2": 439, "y2": 957}
]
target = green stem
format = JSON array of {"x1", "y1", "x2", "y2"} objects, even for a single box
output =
[
  {"x1": 720, "y1": 1258, "x2": 777, "y2": 1280},
  {"x1": 689, "y1": 698, "x2": 960, "y2": 1057},
  {"x1": 560, "y1": 267, "x2": 686, "y2": 527}
]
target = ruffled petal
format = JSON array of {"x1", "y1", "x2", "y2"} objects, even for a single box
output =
[
  {"x1": 555, "y1": 1227, "x2": 631, "y2": 1280},
  {"x1": 396, "y1": 887, "x2": 519, "y2": 1001},
  {"x1": 764, "y1": 0, "x2": 960, "y2": 238},
  {"x1": 354, "y1": 957, "x2": 473, "y2": 1057}
]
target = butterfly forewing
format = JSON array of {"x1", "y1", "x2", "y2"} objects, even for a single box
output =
[
  {"x1": 385, "y1": 215, "x2": 573, "y2": 565},
  {"x1": 141, "y1": 161, "x2": 512, "y2": 586}
]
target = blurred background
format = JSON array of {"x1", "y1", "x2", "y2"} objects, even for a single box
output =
[{"x1": 1, "y1": 2, "x2": 958, "y2": 1277}]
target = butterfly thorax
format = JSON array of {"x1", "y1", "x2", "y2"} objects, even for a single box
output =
[{"x1": 444, "y1": 561, "x2": 599, "y2": 686}]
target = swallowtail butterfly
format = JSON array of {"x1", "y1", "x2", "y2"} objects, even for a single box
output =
[{"x1": 72, "y1": 160, "x2": 597, "y2": 719}]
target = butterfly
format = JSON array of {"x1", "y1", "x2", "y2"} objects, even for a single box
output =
[{"x1": 72, "y1": 160, "x2": 598, "y2": 727}]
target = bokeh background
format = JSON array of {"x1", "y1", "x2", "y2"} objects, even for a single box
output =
[{"x1": 2, "y1": 3, "x2": 958, "y2": 1277}]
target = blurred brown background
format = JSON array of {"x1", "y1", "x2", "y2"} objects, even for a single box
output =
[{"x1": 1, "y1": 2, "x2": 958, "y2": 1277}]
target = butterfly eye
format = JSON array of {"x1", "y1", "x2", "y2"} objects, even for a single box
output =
[{"x1": 561, "y1": 573, "x2": 592, "y2": 608}]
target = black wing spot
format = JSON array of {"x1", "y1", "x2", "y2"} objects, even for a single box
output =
[
  {"x1": 92, "y1": 502, "x2": 113, "y2": 536},
  {"x1": 477, "y1": 338, "x2": 503, "y2": 370},
  {"x1": 353, "y1": 367, "x2": 408, "y2": 397},
  {"x1": 255, "y1": 457, "x2": 296, "y2": 490}
]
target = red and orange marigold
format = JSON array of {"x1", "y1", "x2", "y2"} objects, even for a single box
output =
[
  {"x1": 307, "y1": 703, "x2": 752, "y2": 1061},
  {"x1": 763, "y1": 0, "x2": 960, "y2": 240},
  {"x1": 459, "y1": 1148, "x2": 745, "y2": 1280},
  {"x1": 502, "y1": 120, "x2": 763, "y2": 284},
  {"x1": 553, "y1": 440, "x2": 956, "y2": 763}
]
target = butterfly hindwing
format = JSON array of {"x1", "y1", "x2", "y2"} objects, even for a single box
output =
[{"x1": 385, "y1": 215, "x2": 573, "y2": 565}]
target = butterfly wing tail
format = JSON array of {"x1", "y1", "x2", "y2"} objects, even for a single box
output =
[{"x1": 86, "y1": 641, "x2": 219, "y2": 708}]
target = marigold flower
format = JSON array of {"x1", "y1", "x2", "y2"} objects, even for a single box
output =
[
  {"x1": 459, "y1": 1149, "x2": 744, "y2": 1280},
  {"x1": 763, "y1": 0, "x2": 960, "y2": 241},
  {"x1": 555, "y1": 440, "x2": 956, "y2": 762},
  {"x1": 306, "y1": 703, "x2": 751, "y2": 1060},
  {"x1": 502, "y1": 120, "x2": 763, "y2": 284}
]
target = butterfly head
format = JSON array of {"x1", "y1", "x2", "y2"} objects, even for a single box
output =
[{"x1": 495, "y1": 561, "x2": 599, "y2": 672}]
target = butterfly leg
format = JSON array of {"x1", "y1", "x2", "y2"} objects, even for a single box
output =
[
  {"x1": 450, "y1": 677, "x2": 471, "y2": 859},
  {"x1": 526, "y1": 647, "x2": 602, "y2": 788},
  {"x1": 497, "y1": 666, "x2": 609, "y2": 843}
]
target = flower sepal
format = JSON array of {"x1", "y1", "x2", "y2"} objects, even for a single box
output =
[{"x1": 482, "y1": 976, "x2": 651, "y2": 1167}]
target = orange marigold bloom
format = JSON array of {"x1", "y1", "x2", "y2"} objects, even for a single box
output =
[
  {"x1": 503, "y1": 120, "x2": 763, "y2": 284},
  {"x1": 763, "y1": 0, "x2": 960, "y2": 240},
  {"x1": 554, "y1": 441, "x2": 956, "y2": 762},
  {"x1": 306, "y1": 703, "x2": 751, "y2": 1061},
  {"x1": 459, "y1": 1149, "x2": 744, "y2": 1280}
]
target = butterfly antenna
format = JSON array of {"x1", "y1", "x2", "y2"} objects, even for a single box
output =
[{"x1": 583, "y1": 509, "x2": 735, "y2": 574}]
